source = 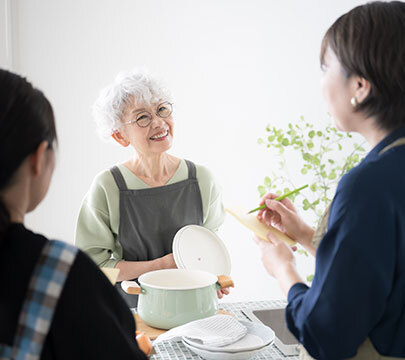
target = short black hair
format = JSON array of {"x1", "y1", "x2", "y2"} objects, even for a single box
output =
[
  {"x1": 0, "y1": 69, "x2": 57, "y2": 235},
  {"x1": 320, "y1": 1, "x2": 405, "y2": 132}
]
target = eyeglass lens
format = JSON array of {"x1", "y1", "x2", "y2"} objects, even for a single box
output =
[{"x1": 136, "y1": 102, "x2": 172, "y2": 127}]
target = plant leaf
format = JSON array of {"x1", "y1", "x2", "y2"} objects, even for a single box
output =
[
  {"x1": 306, "y1": 274, "x2": 314, "y2": 282},
  {"x1": 258, "y1": 185, "x2": 266, "y2": 197}
]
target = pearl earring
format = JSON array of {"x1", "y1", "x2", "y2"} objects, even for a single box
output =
[{"x1": 350, "y1": 97, "x2": 358, "y2": 107}]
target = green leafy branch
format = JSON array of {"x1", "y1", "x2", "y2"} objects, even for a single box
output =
[
  {"x1": 257, "y1": 116, "x2": 367, "y2": 281},
  {"x1": 257, "y1": 115, "x2": 367, "y2": 227}
]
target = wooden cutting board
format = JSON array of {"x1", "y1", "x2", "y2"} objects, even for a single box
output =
[
  {"x1": 134, "y1": 309, "x2": 232, "y2": 340},
  {"x1": 100, "y1": 267, "x2": 120, "y2": 284},
  {"x1": 226, "y1": 206, "x2": 296, "y2": 246}
]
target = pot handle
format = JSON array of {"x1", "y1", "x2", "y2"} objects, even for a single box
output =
[
  {"x1": 121, "y1": 280, "x2": 142, "y2": 295},
  {"x1": 217, "y1": 275, "x2": 234, "y2": 289}
]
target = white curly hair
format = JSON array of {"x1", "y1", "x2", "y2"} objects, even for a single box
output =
[{"x1": 92, "y1": 69, "x2": 173, "y2": 139}]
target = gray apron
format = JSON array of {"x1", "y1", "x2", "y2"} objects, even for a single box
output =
[
  {"x1": 300, "y1": 137, "x2": 405, "y2": 359},
  {"x1": 110, "y1": 159, "x2": 204, "y2": 308}
]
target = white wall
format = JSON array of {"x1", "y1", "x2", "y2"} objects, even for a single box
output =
[
  {"x1": 8, "y1": 0, "x2": 366, "y2": 302},
  {"x1": 0, "y1": 0, "x2": 12, "y2": 69}
]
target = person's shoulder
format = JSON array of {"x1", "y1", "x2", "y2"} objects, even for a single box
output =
[
  {"x1": 5, "y1": 225, "x2": 48, "y2": 267},
  {"x1": 50, "y1": 245, "x2": 138, "y2": 349},
  {"x1": 191, "y1": 161, "x2": 223, "y2": 202},
  {"x1": 376, "y1": 142, "x2": 405, "y2": 174},
  {"x1": 64, "y1": 246, "x2": 133, "y2": 322},
  {"x1": 337, "y1": 154, "x2": 399, "y2": 203},
  {"x1": 9, "y1": 223, "x2": 46, "y2": 238},
  {"x1": 64, "y1": 245, "x2": 117, "y2": 298},
  {"x1": 50, "y1": 248, "x2": 147, "y2": 359},
  {"x1": 193, "y1": 161, "x2": 217, "y2": 183},
  {"x1": 83, "y1": 167, "x2": 119, "y2": 206},
  {"x1": 90, "y1": 167, "x2": 118, "y2": 190},
  {"x1": 71, "y1": 247, "x2": 104, "y2": 276},
  {"x1": 8, "y1": 223, "x2": 48, "y2": 248}
]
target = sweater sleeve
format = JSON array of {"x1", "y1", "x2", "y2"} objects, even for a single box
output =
[
  {"x1": 196, "y1": 165, "x2": 226, "y2": 232},
  {"x1": 75, "y1": 171, "x2": 122, "y2": 268}
]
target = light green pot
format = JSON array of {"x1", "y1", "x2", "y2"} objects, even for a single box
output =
[{"x1": 135, "y1": 269, "x2": 231, "y2": 330}]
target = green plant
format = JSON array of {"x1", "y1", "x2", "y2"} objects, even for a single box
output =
[
  {"x1": 258, "y1": 116, "x2": 367, "y2": 281},
  {"x1": 257, "y1": 115, "x2": 367, "y2": 226}
]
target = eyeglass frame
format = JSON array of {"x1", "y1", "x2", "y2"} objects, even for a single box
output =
[{"x1": 119, "y1": 101, "x2": 173, "y2": 128}]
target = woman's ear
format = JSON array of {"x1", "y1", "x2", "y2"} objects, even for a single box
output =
[
  {"x1": 29, "y1": 141, "x2": 49, "y2": 176},
  {"x1": 112, "y1": 130, "x2": 130, "y2": 147},
  {"x1": 352, "y1": 76, "x2": 371, "y2": 105}
]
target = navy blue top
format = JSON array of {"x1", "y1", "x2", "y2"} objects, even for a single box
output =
[{"x1": 286, "y1": 127, "x2": 405, "y2": 359}]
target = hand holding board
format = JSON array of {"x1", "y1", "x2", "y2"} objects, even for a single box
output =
[{"x1": 226, "y1": 206, "x2": 296, "y2": 246}]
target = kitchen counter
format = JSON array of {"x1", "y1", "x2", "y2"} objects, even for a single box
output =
[{"x1": 134, "y1": 300, "x2": 300, "y2": 360}]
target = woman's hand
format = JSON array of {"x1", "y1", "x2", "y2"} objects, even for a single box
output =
[
  {"x1": 257, "y1": 193, "x2": 315, "y2": 255},
  {"x1": 158, "y1": 253, "x2": 177, "y2": 269},
  {"x1": 217, "y1": 287, "x2": 231, "y2": 299},
  {"x1": 254, "y1": 232, "x2": 304, "y2": 297},
  {"x1": 116, "y1": 254, "x2": 177, "y2": 281},
  {"x1": 254, "y1": 233, "x2": 296, "y2": 278}
]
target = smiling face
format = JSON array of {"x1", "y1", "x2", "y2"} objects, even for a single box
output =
[{"x1": 114, "y1": 100, "x2": 174, "y2": 155}]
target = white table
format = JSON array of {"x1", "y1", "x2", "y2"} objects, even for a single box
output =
[{"x1": 148, "y1": 300, "x2": 300, "y2": 360}]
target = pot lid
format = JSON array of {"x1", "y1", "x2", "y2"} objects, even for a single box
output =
[{"x1": 173, "y1": 225, "x2": 231, "y2": 276}]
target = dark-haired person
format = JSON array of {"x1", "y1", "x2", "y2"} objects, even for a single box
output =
[
  {"x1": 0, "y1": 69, "x2": 147, "y2": 359},
  {"x1": 254, "y1": 2, "x2": 405, "y2": 359}
]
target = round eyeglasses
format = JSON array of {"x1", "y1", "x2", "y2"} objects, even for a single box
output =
[{"x1": 121, "y1": 102, "x2": 173, "y2": 128}]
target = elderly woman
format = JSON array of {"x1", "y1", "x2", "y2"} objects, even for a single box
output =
[
  {"x1": 255, "y1": 2, "x2": 405, "y2": 359},
  {"x1": 75, "y1": 70, "x2": 226, "y2": 307}
]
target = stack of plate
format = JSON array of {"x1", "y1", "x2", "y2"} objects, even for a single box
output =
[{"x1": 182, "y1": 320, "x2": 275, "y2": 360}]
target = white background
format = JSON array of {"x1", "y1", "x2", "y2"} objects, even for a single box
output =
[{"x1": 2, "y1": 0, "x2": 366, "y2": 302}]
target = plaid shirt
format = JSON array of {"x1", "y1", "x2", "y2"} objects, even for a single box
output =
[{"x1": 0, "y1": 240, "x2": 78, "y2": 360}]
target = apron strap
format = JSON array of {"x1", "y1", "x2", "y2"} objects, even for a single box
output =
[
  {"x1": 184, "y1": 160, "x2": 197, "y2": 180},
  {"x1": 378, "y1": 137, "x2": 405, "y2": 155},
  {"x1": 10, "y1": 241, "x2": 78, "y2": 360},
  {"x1": 110, "y1": 166, "x2": 128, "y2": 190}
]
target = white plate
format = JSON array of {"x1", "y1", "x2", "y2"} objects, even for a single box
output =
[
  {"x1": 182, "y1": 340, "x2": 271, "y2": 360},
  {"x1": 173, "y1": 225, "x2": 231, "y2": 276},
  {"x1": 183, "y1": 320, "x2": 274, "y2": 353}
]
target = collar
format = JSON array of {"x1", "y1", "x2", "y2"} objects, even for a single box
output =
[{"x1": 365, "y1": 126, "x2": 405, "y2": 161}]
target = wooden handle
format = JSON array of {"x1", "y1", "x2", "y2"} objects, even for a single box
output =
[
  {"x1": 121, "y1": 280, "x2": 142, "y2": 295},
  {"x1": 217, "y1": 275, "x2": 234, "y2": 289}
]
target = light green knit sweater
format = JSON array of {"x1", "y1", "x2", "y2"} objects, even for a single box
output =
[{"x1": 75, "y1": 160, "x2": 225, "y2": 268}]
